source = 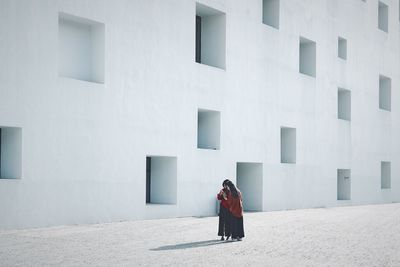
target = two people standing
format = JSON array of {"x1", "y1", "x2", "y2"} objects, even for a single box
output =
[{"x1": 217, "y1": 179, "x2": 245, "y2": 241}]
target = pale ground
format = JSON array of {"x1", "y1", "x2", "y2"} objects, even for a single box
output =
[{"x1": 1, "y1": 203, "x2": 400, "y2": 267}]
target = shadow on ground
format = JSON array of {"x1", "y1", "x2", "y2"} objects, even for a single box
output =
[{"x1": 151, "y1": 239, "x2": 233, "y2": 251}]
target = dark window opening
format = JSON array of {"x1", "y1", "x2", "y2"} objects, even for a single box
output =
[
  {"x1": 195, "y1": 15, "x2": 201, "y2": 63},
  {"x1": 0, "y1": 129, "x2": 2, "y2": 175},
  {"x1": 146, "y1": 157, "x2": 151, "y2": 203}
]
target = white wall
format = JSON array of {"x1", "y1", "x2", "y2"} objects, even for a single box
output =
[{"x1": 0, "y1": 0, "x2": 399, "y2": 229}]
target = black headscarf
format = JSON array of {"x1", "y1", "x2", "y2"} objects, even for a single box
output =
[
  {"x1": 222, "y1": 179, "x2": 230, "y2": 187},
  {"x1": 226, "y1": 181, "x2": 239, "y2": 198}
]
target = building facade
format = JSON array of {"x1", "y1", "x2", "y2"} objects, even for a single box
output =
[{"x1": 0, "y1": 0, "x2": 399, "y2": 229}]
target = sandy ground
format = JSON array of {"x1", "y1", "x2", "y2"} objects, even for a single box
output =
[{"x1": 1, "y1": 203, "x2": 400, "y2": 267}]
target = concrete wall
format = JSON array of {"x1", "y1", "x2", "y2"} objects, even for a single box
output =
[{"x1": 0, "y1": 0, "x2": 399, "y2": 229}]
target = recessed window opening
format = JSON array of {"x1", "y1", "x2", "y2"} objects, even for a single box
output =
[
  {"x1": 262, "y1": 0, "x2": 280, "y2": 29},
  {"x1": 381, "y1": 161, "x2": 391, "y2": 189},
  {"x1": 0, "y1": 127, "x2": 22, "y2": 179},
  {"x1": 197, "y1": 109, "x2": 220, "y2": 150},
  {"x1": 236, "y1": 162, "x2": 263, "y2": 211},
  {"x1": 378, "y1": 1, "x2": 388, "y2": 32},
  {"x1": 338, "y1": 37, "x2": 347, "y2": 60},
  {"x1": 195, "y1": 3, "x2": 226, "y2": 69},
  {"x1": 58, "y1": 12, "x2": 105, "y2": 83},
  {"x1": 379, "y1": 75, "x2": 391, "y2": 111},
  {"x1": 337, "y1": 169, "x2": 351, "y2": 200},
  {"x1": 299, "y1": 37, "x2": 316, "y2": 77},
  {"x1": 281, "y1": 127, "x2": 296, "y2": 164},
  {"x1": 146, "y1": 156, "x2": 177, "y2": 204},
  {"x1": 338, "y1": 88, "x2": 351, "y2": 121}
]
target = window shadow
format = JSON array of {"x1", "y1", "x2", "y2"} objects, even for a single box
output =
[{"x1": 150, "y1": 239, "x2": 231, "y2": 251}]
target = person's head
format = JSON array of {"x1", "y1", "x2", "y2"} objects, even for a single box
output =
[
  {"x1": 226, "y1": 180, "x2": 239, "y2": 198},
  {"x1": 222, "y1": 179, "x2": 230, "y2": 188}
]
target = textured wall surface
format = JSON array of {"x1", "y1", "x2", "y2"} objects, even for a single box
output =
[{"x1": 0, "y1": 0, "x2": 399, "y2": 229}]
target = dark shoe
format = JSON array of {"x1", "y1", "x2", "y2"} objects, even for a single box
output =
[
  {"x1": 220, "y1": 236, "x2": 225, "y2": 241},
  {"x1": 237, "y1": 238, "x2": 242, "y2": 241}
]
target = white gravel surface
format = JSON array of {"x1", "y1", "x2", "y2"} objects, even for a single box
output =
[{"x1": 1, "y1": 203, "x2": 400, "y2": 266}]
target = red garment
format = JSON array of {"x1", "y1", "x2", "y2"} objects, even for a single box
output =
[
  {"x1": 228, "y1": 190, "x2": 243, "y2": 218},
  {"x1": 217, "y1": 188, "x2": 230, "y2": 209}
]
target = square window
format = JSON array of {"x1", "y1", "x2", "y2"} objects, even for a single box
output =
[
  {"x1": 299, "y1": 37, "x2": 316, "y2": 77},
  {"x1": 59, "y1": 13, "x2": 105, "y2": 83},
  {"x1": 197, "y1": 109, "x2": 220, "y2": 150},
  {"x1": 195, "y1": 3, "x2": 226, "y2": 69},
  {"x1": 281, "y1": 127, "x2": 296, "y2": 164},
  {"x1": 0, "y1": 127, "x2": 22, "y2": 179},
  {"x1": 338, "y1": 37, "x2": 347, "y2": 60},
  {"x1": 262, "y1": 0, "x2": 280, "y2": 29},
  {"x1": 337, "y1": 169, "x2": 351, "y2": 200},
  {"x1": 236, "y1": 162, "x2": 263, "y2": 211},
  {"x1": 146, "y1": 156, "x2": 177, "y2": 204},
  {"x1": 379, "y1": 75, "x2": 391, "y2": 111},
  {"x1": 381, "y1": 161, "x2": 391, "y2": 189},
  {"x1": 378, "y1": 1, "x2": 388, "y2": 32},
  {"x1": 338, "y1": 88, "x2": 351, "y2": 121}
]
